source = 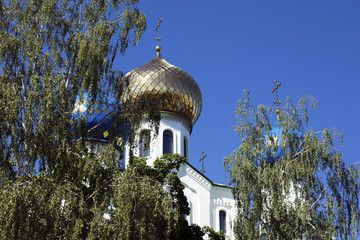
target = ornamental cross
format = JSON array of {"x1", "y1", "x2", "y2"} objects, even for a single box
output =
[
  {"x1": 272, "y1": 79, "x2": 282, "y2": 107},
  {"x1": 199, "y1": 150, "x2": 207, "y2": 173},
  {"x1": 155, "y1": 17, "x2": 163, "y2": 45}
]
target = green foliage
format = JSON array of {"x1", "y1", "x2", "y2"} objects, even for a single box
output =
[
  {"x1": 0, "y1": 142, "x2": 116, "y2": 239},
  {"x1": 132, "y1": 154, "x2": 207, "y2": 239},
  {"x1": 225, "y1": 90, "x2": 360, "y2": 240},
  {"x1": 92, "y1": 167, "x2": 174, "y2": 240},
  {"x1": 202, "y1": 226, "x2": 226, "y2": 240},
  {"x1": 0, "y1": 151, "x2": 203, "y2": 239},
  {"x1": 0, "y1": 0, "x2": 147, "y2": 179}
]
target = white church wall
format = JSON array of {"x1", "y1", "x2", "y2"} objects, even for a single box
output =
[
  {"x1": 178, "y1": 164, "x2": 212, "y2": 227},
  {"x1": 125, "y1": 113, "x2": 191, "y2": 166},
  {"x1": 178, "y1": 163, "x2": 237, "y2": 239},
  {"x1": 210, "y1": 186, "x2": 236, "y2": 239}
]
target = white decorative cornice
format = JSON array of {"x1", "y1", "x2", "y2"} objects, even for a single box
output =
[
  {"x1": 161, "y1": 112, "x2": 192, "y2": 132},
  {"x1": 180, "y1": 162, "x2": 235, "y2": 192},
  {"x1": 213, "y1": 199, "x2": 235, "y2": 207},
  {"x1": 182, "y1": 164, "x2": 212, "y2": 191},
  {"x1": 212, "y1": 185, "x2": 233, "y2": 193}
]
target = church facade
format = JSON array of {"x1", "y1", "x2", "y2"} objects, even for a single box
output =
[{"x1": 122, "y1": 46, "x2": 237, "y2": 239}]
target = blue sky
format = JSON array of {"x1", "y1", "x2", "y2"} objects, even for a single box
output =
[{"x1": 116, "y1": 0, "x2": 360, "y2": 184}]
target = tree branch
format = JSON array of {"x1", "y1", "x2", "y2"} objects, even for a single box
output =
[
  {"x1": 310, "y1": 184, "x2": 329, "y2": 209},
  {"x1": 307, "y1": 221, "x2": 316, "y2": 231}
]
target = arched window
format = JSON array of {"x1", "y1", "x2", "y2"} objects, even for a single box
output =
[
  {"x1": 219, "y1": 210, "x2": 226, "y2": 233},
  {"x1": 163, "y1": 130, "x2": 173, "y2": 154},
  {"x1": 139, "y1": 130, "x2": 150, "y2": 157},
  {"x1": 183, "y1": 136, "x2": 188, "y2": 160}
]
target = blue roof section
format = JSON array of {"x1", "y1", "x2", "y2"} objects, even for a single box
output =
[
  {"x1": 72, "y1": 95, "x2": 127, "y2": 147},
  {"x1": 85, "y1": 101, "x2": 119, "y2": 130},
  {"x1": 262, "y1": 123, "x2": 303, "y2": 164}
]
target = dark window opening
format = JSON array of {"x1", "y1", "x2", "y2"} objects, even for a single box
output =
[
  {"x1": 139, "y1": 130, "x2": 150, "y2": 157},
  {"x1": 163, "y1": 130, "x2": 173, "y2": 154},
  {"x1": 183, "y1": 137, "x2": 188, "y2": 160},
  {"x1": 219, "y1": 210, "x2": 226, "y2": 233}
]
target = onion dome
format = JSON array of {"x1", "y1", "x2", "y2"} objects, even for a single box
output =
[
  {"x1": 263, "y1": 124, "x2": 303, "y2": 164},
  {"x1": 72, "y1": 96, "x2": 124, "y2": 147},
  {"x1": 122, "y1": 46, "x2": 202, "y2": 126}
]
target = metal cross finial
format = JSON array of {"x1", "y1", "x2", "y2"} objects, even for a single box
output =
[
  {"x1": 199, "y1": 150, "x2": 207, "y2": 173},
  {"x1": 155, "y1": 17, "x2": 163, "y2": 46},
  {"x1": 272, "y1": 79, "x2": 282, "y2": 107}
]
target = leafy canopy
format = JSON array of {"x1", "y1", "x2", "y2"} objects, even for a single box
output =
[
  {"x1": 0, "y1": 0, "x2": 147, "y2": 179},
  {"x1": 224, "y1": 90, "x2": 360, "y2": 240}
]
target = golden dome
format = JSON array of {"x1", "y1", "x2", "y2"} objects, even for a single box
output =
[{"x1": 122, "y1": 48, "x2": 202, "y2": 126}]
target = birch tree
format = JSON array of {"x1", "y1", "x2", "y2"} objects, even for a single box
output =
[{"x1": 225, "y1": 90, "x2": 360, "y2": 240}]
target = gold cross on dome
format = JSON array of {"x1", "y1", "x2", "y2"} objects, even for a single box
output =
[
  {"x1": 199, "y1": 150, "x2": 207, "y2": 173},
  {"x1": 155, "y1": 17, "x2": 163, "y2": 45},
  {"x1": 272, "y1": 79, "x2": 282, "y2": 107}
]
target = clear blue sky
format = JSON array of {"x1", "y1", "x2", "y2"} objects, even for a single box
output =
[{"x1": 116, "y1": 0, "x2": 360, "y2": 185}]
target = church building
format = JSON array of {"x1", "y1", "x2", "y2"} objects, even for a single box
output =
[
  {"x1": 122, "y1": 45, "x2": 237, "y2": 239},
  {"x1": 74, "y1": 43, "x2": 237, "y2": 239}
]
